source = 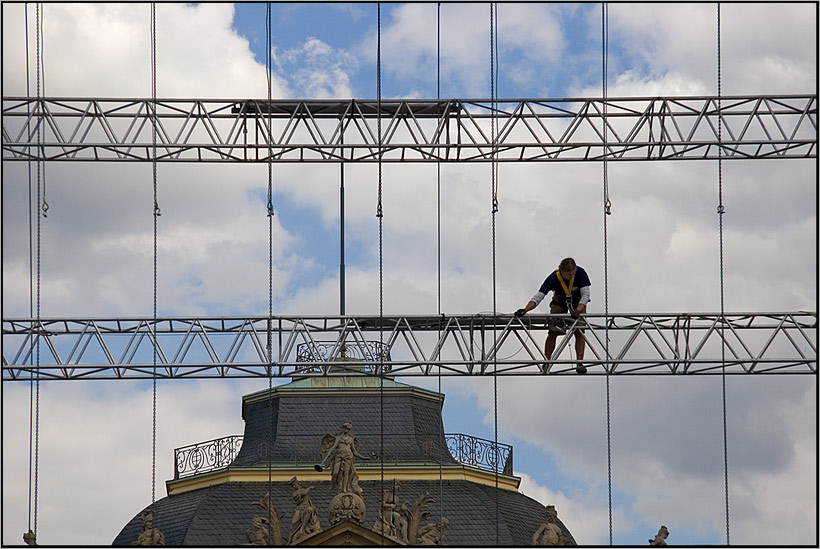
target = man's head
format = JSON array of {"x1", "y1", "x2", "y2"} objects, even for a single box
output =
[{"x1": 558, "y1": 257, "x2": 577, "y2": 280}]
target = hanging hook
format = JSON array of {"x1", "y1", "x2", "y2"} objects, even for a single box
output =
[
  {"x1": 153, "y1": 200, "x2": 161, "y2": 217},
  {"x1": 605, "y1": 196, "x2": 612, "y2": 215},
  {"x1": 41, "y1": 198, "x2": 49, "y2": 218},
  {"x1": 267, "y1": 200, "x2": 274, "y2": 217}
]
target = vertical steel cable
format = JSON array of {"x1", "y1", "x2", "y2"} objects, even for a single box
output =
[
  {"x1": 37, "y1": 4, "x2": 49, "y2": 220},
  {"x1": 489, "y1": 3, "x2": 500, "y2": 544},
  {"x1": 716, "y1": 3, "x2": 730, "y2": 544},
  {"x1": 33, "y1": 2, "x2": 43, "y2": 538},
  {"x1": 265, "y1": 1, "x2": 274, "y2": 494},
  {"x1": 25, "y1": 4, "x2": 35, "y2": 537},
  {"x1": 602, "y1": 3, "x2": 613, "y2": 545},
  {"x1": 436, "y1": 1, "x2": 444, "y2": 525},
  {"x1": 149, "y1": 1, "x2": 158, "y2": 508},
  {"x1": 376, "y1": 5, "x2": 386, "y2": 538}
]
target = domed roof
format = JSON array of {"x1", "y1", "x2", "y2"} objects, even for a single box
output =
[{"x1": 113, "y1": 376, "x2": 577, "y2": 546}]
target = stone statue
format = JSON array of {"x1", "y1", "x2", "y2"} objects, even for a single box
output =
[
  {"x1": 649, "y1": 525, "x2": 669, "y2": 546},
  {"x1": 252, "y1": 492, "x2": 283, "y2": 545},
  {"x1": 373, "y1": 484, "x2": 409, "y2": 543},
  {"x1": 322, "y1": 421, "x2": 369, "y2": 525},
  {"x1": 532, "y1": 505, "x2": 566, "y2": 546},
  {"x1": 244, "y1": 515, "x2": 269, "y2": 546},
  {"x1": 287, "y1": 477, "x2": 322, "y2": 544},
  {"x1": 373, "y1": 485, "x2": 447, "y2": 546},
  {"x1": 320, "y1": 421, "x2": 369, "y2": 497},
  {"x1": 22, "y1": 530, "x2": 37, "y2": 546},
  {"x1": 418, "y1": 517, "x2": 449, "y2": 545},
  {"x1": 134, "y1": 510, "x2": 165, "y2": 546}
]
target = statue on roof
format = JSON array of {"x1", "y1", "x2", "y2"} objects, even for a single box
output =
[
  {"x1": 373, "y1": 485, "x2": 447, "y2": 546},
  {"x1": 321, "y1": 421, "x2": 369, "y2": 525},
  {"x1": 320, "y1": 420, "x2": 369, "y2": 497},
  {"x1": 287, "y1": 477, "x2": 322, "y2": 544},
  {"x1": 251, "y1": 492, "x2": 282, "y2": 545},
  {"x1": 532, "y1": 505, "x2": 567, "y2": 546},
  {"x1": 373, "y1": 482, "x2": 409, "y2": 543},
  {"x1": 418, "y1": 517, "x2": 449, "y2": 545},
  {"x1": 133, "y1": 510, "x2": 165, "y2": 546},
  {"x1": 244, "y1": 515, "x2": 269, "y2": 546},
  {"x1": 649, "y1": 525, "x2": 669, "y2": 546}
]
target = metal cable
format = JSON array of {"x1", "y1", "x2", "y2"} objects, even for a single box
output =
[
  {"x1": 717, "y1": 3, "x2": 731, "y2": 544},
  {"x1": 265, "y1": 1, "x2": 275, "y2": 496},
  {"x1": 150, "y1": 1, "x2": 158, "y2": 508},
  {"x1": 376, "y1": 6, "x2": 386, "y2": 543},
  {"x1": 25, "y1": 4, "x2": 34, "y2": 535},
  {"x1": 33, "y1": 3, "x2": 43, "y2": 537},
  {"x1": 436, "y1": 1, "x2": 445, "y2": 526},
  {"x1": 489, "y1": 3, "x2": 500, "y2": 543},
  {"x1": 602, "y1": 4, "x2": 613, "y2": 544}
]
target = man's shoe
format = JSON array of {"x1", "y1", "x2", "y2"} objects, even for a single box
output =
[{"x1": 575, "y1": 363, "x2": 587, "y2": 374}]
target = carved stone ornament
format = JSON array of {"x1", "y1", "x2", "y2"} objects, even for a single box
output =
[
  {"x1": 287, "y1": 476, "x2": 322, "y2": 544},
  {"x1": 373, "y1": 484, "x2": 447, "y2": 546},
  {"x1": 329, "y1": 491, "x2": 367, "y2": 525},
  {"x1": 133, "y1": 510, "x2": 165, "y2": 546},
  {"x1": 251, "y1": 492, "x2": 283, "y2": 545},
  {"x1": 532, "y1": 505, "x2": 567, "y2": 546},
  {"x1": 22, "y1": 529, "x2": 37, "y2": 546},
  {"x1": 649, "y1": 525, "x2": 669, "y2": 546}
]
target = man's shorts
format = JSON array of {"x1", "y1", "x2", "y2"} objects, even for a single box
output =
[{"x1": 548, "y1": 302, "x2": 587, "y2": 334}]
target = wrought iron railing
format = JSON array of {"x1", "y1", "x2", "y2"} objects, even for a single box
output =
[
  {"x1": 174, "y1": 435, "x2": 243, "y2": 479},
  {"x1": 295, "y1": 341, "x2": 392, "y2": 374},
  {"x1": 445, "y1": 433, "x2": 513, "y2": 475},
  {"x1": 173, "y1": 432, "x2": 513, "y2": 478}
]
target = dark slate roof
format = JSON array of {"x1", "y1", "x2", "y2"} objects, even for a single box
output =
[
  {"x1": 231, "y1": 377, "x2": 459, "y2": 467},
  {"x1": 112, "y1": 480, "x2": 576, "y2": 546},
  {"x1": 113, "y1": 377, "x2": 577, "y2": 545}
]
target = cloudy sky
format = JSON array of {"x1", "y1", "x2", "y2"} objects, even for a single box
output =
[{"x1": 2, "y1": 2, "x2": 816, "y2": 546}]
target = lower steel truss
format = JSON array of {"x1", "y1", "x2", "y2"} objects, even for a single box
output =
[{"x1": 3, "y1": 312, "x2": 816, "y2": 380}]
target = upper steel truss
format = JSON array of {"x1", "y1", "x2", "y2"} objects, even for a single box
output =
[
  {"x1": 3, "y1": 313, "x2": 816, "y2": 380},
  {"x1": 2, "y1": 95, "x2": 816, "y2": 163}
]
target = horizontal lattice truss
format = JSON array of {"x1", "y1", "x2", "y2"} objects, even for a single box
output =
[
  {"x1": 2, "y1": 95, "x2": 816, "y2": 163},
  {"x1": 3, "y1": 313, "x2": 816, "y2": 380}
]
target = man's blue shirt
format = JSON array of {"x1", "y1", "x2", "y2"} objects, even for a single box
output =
[{"x1": 538, "y1": 267, "x2": 591, "y2": 307}]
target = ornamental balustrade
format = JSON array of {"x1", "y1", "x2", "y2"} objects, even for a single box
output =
[
  {"x1": 173, "y1": 435, "x2": 243, "y2": 479},
  {"x1": 446, "y1": 433, "x2": 513, "y2": 475},
  {"x1": 173, "y1": 432, "x2": 513, "y2": 478},
  {"x1": 295, "y1": 341, "x2": 391, "y2": 374}
]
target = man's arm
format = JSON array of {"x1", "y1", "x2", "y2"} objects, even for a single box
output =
[{"x1": 515, "y1": 291, "x2": 546, "y2": 316}]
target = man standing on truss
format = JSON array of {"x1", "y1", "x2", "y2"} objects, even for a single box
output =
[{"x1": 515, "y1": 257, "x2": 591, "y2": 374}]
